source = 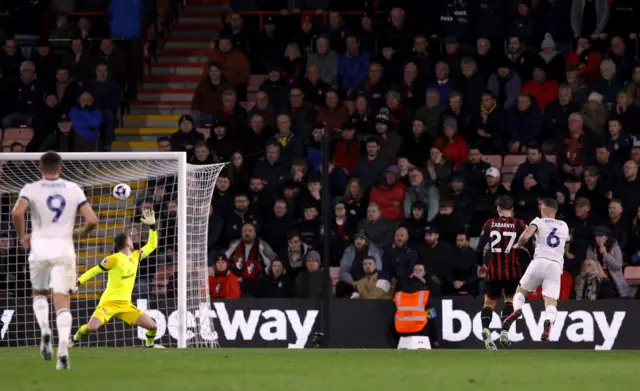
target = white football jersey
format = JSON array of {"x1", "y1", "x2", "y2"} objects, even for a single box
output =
[
  {"x1": 530, "y1": 216, "x2": 570, "y2": 265},
  {"x1": 18, "y1": 178, "x2": 87, "y2": 261}
]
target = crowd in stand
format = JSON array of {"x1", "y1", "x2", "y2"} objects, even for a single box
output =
[{"x1": 2, "y1": 0, "x2": 640, "y2": 301}]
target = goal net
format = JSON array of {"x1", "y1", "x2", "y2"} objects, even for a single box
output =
[{"x1": 0, "y1": 152, "x2": 225, "y2": 348}]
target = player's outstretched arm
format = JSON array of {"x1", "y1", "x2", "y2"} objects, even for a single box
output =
[
  {"x1": 140, "y1": 209, "x2": 158, "y2": 259},
  {"x1": 76, "y1": 255, "x2": 117, "y2": 288},
  {"x1": 77, "y1": 202, "x2": 98, "y2": 238}
]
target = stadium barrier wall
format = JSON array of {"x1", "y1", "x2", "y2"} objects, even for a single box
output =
[{"x1": 1, "y1": 297, "x2": 637, "y2": 350}]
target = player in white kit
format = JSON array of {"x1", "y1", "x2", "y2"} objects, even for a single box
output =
[
  {"x1": 11, "y1": 152, "x2": 98, "y2": 370},
  {"x1": 500, "y1": 198, "x2": 570, "y2": 343}
]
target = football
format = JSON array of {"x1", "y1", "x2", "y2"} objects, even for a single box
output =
[{"x1": 113, "y1": 183, "x2": 132, "y2": 200}]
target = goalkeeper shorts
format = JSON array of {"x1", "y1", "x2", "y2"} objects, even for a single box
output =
[{"x1": 92, "y1": 301, "x2": 144, "y2": 326}]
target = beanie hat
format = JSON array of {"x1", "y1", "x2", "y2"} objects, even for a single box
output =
[
  {"x1": 443, "y1": 116, "x2": 458, "y2": 132},
  {"x1": 375, "y1": 112, "x2": 390, "y2": 125},
  {"x1": 541, "y1": 33, "x2": 556, "y2": 51}
]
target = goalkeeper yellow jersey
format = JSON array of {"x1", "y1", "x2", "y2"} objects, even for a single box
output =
[{"x1": 78, "y1": 230, "x2": 157, "y2": 305}]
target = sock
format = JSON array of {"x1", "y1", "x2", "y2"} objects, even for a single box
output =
[
  {"x1": 545, "y1": 305, "x2": 558, "y2": 325},
  {"x1": 481, "y1": 307, "x2": 493, "y2": 330},
  {"x1": 501, "y1": 302, "x2": 514, "y2": 324},
  {"x1": 145, "y1": 330, "x2": 157, "y2": 346},
  {"x1": 513, "y1": 292, "x2": 526, "y2": 312},
  {"x1": 74, "y1": 324, "x2": 91, "y2": 341},
  {"x1": 32, "y1": 296, "x2": 51, "y2": 334},
  {"x1": 56, "y1": 309, "x2": 72, "y2": 356}
]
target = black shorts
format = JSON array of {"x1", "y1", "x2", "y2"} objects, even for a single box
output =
[{"x1": 484, "y1": 280, "x2": 519, "y2": 300}]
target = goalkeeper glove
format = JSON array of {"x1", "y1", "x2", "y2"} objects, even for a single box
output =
[{"x1": 141, "y1": 209, "x2": 157, "y2": 230}]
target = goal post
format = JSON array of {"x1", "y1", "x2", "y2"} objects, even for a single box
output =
[{"x1": 0, "y1": 152, "x2": 225, "y2": 348}]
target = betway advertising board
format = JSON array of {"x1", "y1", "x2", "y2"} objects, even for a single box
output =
[{"x1": 0, "y1": 297, "x2": 638, "y2": 350}]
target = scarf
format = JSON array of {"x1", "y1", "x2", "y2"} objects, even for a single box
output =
[{"x1": 234, "y1": 241, "x2": 260, "y2": 279}]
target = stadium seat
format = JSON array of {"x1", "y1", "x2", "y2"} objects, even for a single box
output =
[
  {"x1": 545, "y1": 154, "x2": 557, "y2": 164},
  {"x1": 483, "y1": 155, "x2": 502, "y2": 169},
  {"x1": 2, "y1": 128, "x2": 34, "y2": 147},
  {"x1": 196, "y1": 127, "x2": 211, "y2": 140},
  {"x1": 249, "y1": 74, "x2": 267, "y2": 86},
  {"x1": 624, "y1": 266, "x2": 640, "y2": 286},
  {"x1": 503, "y1": 154, "x2": 527, "y2": 168},
  {"x1": 240, "y1": 101, "x2": 254, "y2": 111}
]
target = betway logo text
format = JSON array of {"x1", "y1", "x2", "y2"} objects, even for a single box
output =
[
  {"x1": 441, "y1": 300, "x2": 625, "y2": 350},
  {"x1": 137, "y1": 300, "x2": 318, "y2": 348}
]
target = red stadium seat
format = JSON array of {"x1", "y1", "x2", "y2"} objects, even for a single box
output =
[
  {"x1": 330, "y1": 267, "x2": 340, "y2": 295},
  {"x1": 503, "y1": 154, "x2": 527, "y2": 168},
  {"x1": 624, "y1": 266, "x2": 640, "y2": 286},
  {"x1": 3, "y1": 127, "x2": 34, "y2": 145},
  {"x1": 483, "y1": 155, "x2": 502, "y2": 169},
  {"x1": 196, "y1": 127, "x2": 211, "y2": 140},
  {"x1": 249, "y1": 74, "x2": 267, "y2": 86},
  {"x1": 545, "y1": 154, "x2": 557, "y2": 164}
]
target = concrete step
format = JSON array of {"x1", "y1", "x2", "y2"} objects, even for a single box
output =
[
  {"x1": 112, "y1": 140, "x2": 159, "y2": 151},
  {"x1": 123, "y1": 114, "x2": 181, "y2": 128},
  {"x1": 184, "y1": 4, "x2": 230, "y2": 13},
  {"x1": 171, "y1": 23, "x2": 222, "y2": 31},
  {"x1": 98, "y1": 208, "x2": 135, "y2": 218},
  {"x1": 117, "y1": 127, "x2": 175, "y2": 136},
  {"x1": 149, "y1": 63, "x2": 203, "y2": 76},
  {"x1": 179, "y1": 15, "x2": 223, "y2": 25},
  {"x1": 158, "y1": 55, "x2": 209, "y2": 63},
  {"x1": 164, "y1": 38, "x2": 216, "y2": 49},
  {"x1": 172, "y1": 29, "x2": 220, "y2": 38},
  {"x1": 159, "y1": 48, "x2": 213, "y2": 56},
  {"x1": 129, "y1": 101, "x2": 190, "y2": 115},
  {"x1": 116, "y1": 134, "x2": 161, "y2": 143},
  {"x1": 144, "y1": 81, "x2": 199, "y2": 89},
  {"x1": 138, "y1": 89, "x2": 194, "y2": 102}
]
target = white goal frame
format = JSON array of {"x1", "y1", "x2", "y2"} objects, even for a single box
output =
[{"x1": 1, "y1": 152, "x2": 194, "y2": 348}]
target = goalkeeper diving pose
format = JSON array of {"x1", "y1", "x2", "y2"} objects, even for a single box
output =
[{"x1": 72, "y1": 209, "x2": 160, "y2": 347}]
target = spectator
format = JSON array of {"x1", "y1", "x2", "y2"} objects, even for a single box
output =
[
  {"x1": 538, "y1": 33, "x2": 566, "y2": 83},
  {"x1": 450, "y1": 233, "x2": 477, "y2": 296},
  {"x1": 623, "y1": 65, "x2": 640, "y2": 102},
  {"x1": 295, "y1": 250, "x2": 331, "y2": 299},
  {"x1": 222, "y1": 193, "x2": 259, "y2": 245},
  {"x1": 243, "y1": 114, "x2": 274, "y2": 164},
  {"x1": 415, "y1": 89, "x2": 444, "y2": 139},
  {"x1": 208, "y1": 254, "x2": 241, "y2": 299},
  {"x1": 590, "y1": 60, "x2": 624, "y2": 105},
  {"x1": 215, "y1": 89, "x2": 247, "y2": 135},
  {"x1": 418, "y1": 226, "x2": 454, "y2": 293},
  {"x1": 506, "y1": 93, "x2": 542, "y2": 155},
  {"x1": 606, "y1": 117, "x2": 632, "y2": 165},
  {"x1": 356, "y1": 203, "x2": 395, "y2": 248},
  {"x1": 573, "y1": 259, "x2": 616, "y2": 299},
  {"x1": 47, "y1": 66, "x2": 79, "y2": 115},
  {"x1": 191, "y1": 62, "x2": 231, "y2": 126},
  {"x1": 260, "y1": 63, "x2": 288, "y2": 108},
  {"x1": 247, "y1": 91, "x2": 277, "y2": 129},
  {"x1": 435, "y1": 117, "x2": 468, "y2": 167},
  {"x1": 565, "y1": 63, "x2": 589, "y2": 104},
  {"x1": 604, "y1": 36, "x2": 635, "y2": 82},
  {"x1": 428, "y1": 62, "x2": 454, "y2": 108},
  {"x1": 278, "y1": 231, "x2": 311, "y2": 280},
  {"x1": 600, "y1": 199, "x2": 630, "y2": 250},
  {"x1": 556, "y1": 112, "x2": 591, "y2": 180},
  {"x1": 39, "y1": 113, "x2": 94, "y2": 152},
  {"x1": 403, "y1": 168, "x2": 440, "y2": 221},
  {"x1": 383, "y1": 226, "x2": 419, "y2": 285},
  {"x1": 339, "y1": 34, "x2": 370, "y2": 95},
  {"x1": 612, "y1": 160, "x2": 640, "y2": 218},
  {"x1": 575, "y1": 167, "x2": 609, "y2": 218},
  {"x1": 403, "y1": 200, "x2": 429, "y2": 247},
  {"x1": 227, "y1": 152, "x2": 251, "y2": 190},
  {"x1": 454, "y1": 57, "x2": 485, "y2": 117},
  {"x1": 284, "y1": 86, "x2": 317, "y2": 138},
  {"x1": 542, "y1": 84, "x2": 581, "y2": 149},
  {"x1": 333, "y1": 119, "x2": 360, "y2": 174},
  {"x1": 316, "y1": 89, "x2": 349, "y2": 136},
  {"x1": 170, "y1": 115, "x2": 204, "y2": 157},
  {"x1": 63, "y1": 38, "x2": 95, "y2": 82},
  {"x1": 337, "y1": 231, "x2": 383, "y2": 297},
  {"x1": 344, "y1": 178, "x2": 368, "y2": 222},
  {"x1": 457, "y1": 145, "x2": 491, "y2": 192},
  {"x1": 351, "y1": 94, "x2": 375, "y2": 135},
  {"x1": 375, "y1": 111, "x2": 402, "y2": 162},
  {"x1": 263, "y1": 200, "x2": 297, "y2": 253},
  {"x1": 566, "y1": 198, "x2": 596, "y2": 275},
  {"x1": 206, "y1": 120, "x2": 233, "y2": 162},
  {"x1": 505, "y1": 35, "x2": 535, "y2": 83},
  {"x1": 83, "y1": 63, "x2": 122, "y2": 151},
  {"x1": 629, "y1": 206, "x2": 640, "y2": 265},
  {"x1": 30, "y1": 41, "x2": 58, "y2": 84},
  {"x1": 0, "y1": 39, "x2": 25, "y2": 83},
  {"x1": 282, "y1": 43, "x2": 305, "y2": 83},
  {"x1": 2, "y1": 61, "x2": 43, "y2": 128},
  {"x1": 487, "y1": 58, "x2": 522, "y2": 111},
  {"x1": 258, "y1": 259, "x2": 294, "y2": 298},
  {"x1": 269, "y1": 113, "x2": 304, "y2": 166},
  {"x1": 298, "y1": 203, "x2": 322, "y2": 249},
  {"x1": 221, "y1": 12, "x2": 250, "y2": 53},
  {"x1": 586, "y1": 225, "x2": 628, "y2": 297},
  {"x1": 205, "y1": 37, "x2": 250, "y2": 99},
  {"x1": 351, "y1": 257, "x2": 393, "y2": 299},
  {"x1": 68, "y1": 91, "x2": 103, "y2": 151},
  {"x1": 592, "y1": 145, "x2": 619, "y2": 189},
  {"x1": 567, "y1": 36, "x2": 602, "y2": 85},
  {"x1": 410, "y1": 35, "x2": 435, "y2": 82},
  {"x1": 353, "y1": 137, "x2": 388, "y2": 191},
  {"x1": 426, "y1": 146, "x2": 454, "y2": 189},
  {"x1": 398, "y1": 62, "x2": 423, "y2": 110},
  {"x1": 370, "y1": 165, "x2": 406, "y2": 222},
  {"x1": 613, "y1": 90, "x2": 640, "y2": 137},
  {"x1": 300, "y1": 64, "x2": 331, "y2": 108},
  {"x1": 469, "y1": 91, "x2": 506, "y2": 153},
  {"x1": 253, "y1": 143, "x2": 288, "y2": 195},
  {"x1": 571, "y1": 0, "x2": 610, "y2": 38},
  {"x1": 358, "y1": 62, "x2": 389, "y2": 109},
  {"x1": 308, "y1": 36, "x2": 339, "y2": 87},
  {"x1": 512, "y1": 145, "x2": 561, "y2": 199},
  {"x1": 443, "y1": 91, "x2": 471, "y2": 139},
  {"x1": 98, "y1": 39, "x2": 127, "y2": 88},
  {"x1": 521, "y1": 62, "x2": 559, "y2": 112},
  {"x1": 399, "y1": 119, "x2": 433, "y2": 168},
  {"x1": 225, "y1": 222, "x2": 277, "y2": 297}
]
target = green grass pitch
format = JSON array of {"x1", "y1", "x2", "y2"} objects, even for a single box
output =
[{"x1": 1, "y1": 349, "x2": 638, "y2": 391}]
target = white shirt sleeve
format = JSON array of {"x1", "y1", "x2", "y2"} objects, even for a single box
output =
[
  {"x1": 18, "y1": 184, "x2": 32, "y2": 204},
  {"x1": 73, "y1": 184, "x2": 88, "y2": 208}
]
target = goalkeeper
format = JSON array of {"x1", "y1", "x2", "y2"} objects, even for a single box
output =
[{"x1": 72, "y1": 209, "x2": 159, "y2": 347}]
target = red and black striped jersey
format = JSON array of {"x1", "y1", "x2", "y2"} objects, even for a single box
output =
[{"x1": 477, "y1": 216, "x2": 528, "y2": 281}]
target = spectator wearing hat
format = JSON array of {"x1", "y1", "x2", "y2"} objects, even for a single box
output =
[
  {"x1": 506, "y1": 93, "x2": 542, "y2": 154},
  {"x1": 298, "y1": 202, "x2": 322, "y2": 249},
  {"x1": 215, "y1": 89, "x2": 248, "y2": 135},
  {"x1": 586, "y1": 225, "x2": 628, "y2": 297},
  {"x1": 537, "y1": 33, "x2": 566, "y2": 84},
  {"x1": 338, "y1": 34, "x2": 370, "y2": 96},
  {"x1": 191, "y1": 62, "x2": 232, "y2": 126},
  {"x1": 39, "y1": 113, "x2": 95, "y2": 152},
  {"x1": 258, "y1": 259, "x2": 294, "y2": 298},
  {"x1": 418, "y1": 226, "x2": 454, "y2": 293},
  {"x1": 333, "y1": 118, "x2": 361, "y2": 174},
  {"x1": 316, "y1": 89, "x2": 350, "y2": 138},
  {"x1": 204, "y1": 36, "x2": 250, "y2": 99},
  {"x1": 415, "y1": 89, "x2": 444, "y2": 139},
  {"x1": 487, "y1": 57, "x2": 522, "y2": 111},
  {"x1": 435, "y1": 117, "x2": 468, "y2": 168},
  {"x1": 308, "y1": 36, "x2": 339, "y2": 87},
  {"x1": 375, "y1": 110, "x2": 403, "y2": 162},
  {"x1": 370, "y1": 165, "x2": 407, "y2": 222},
  {"x1": 337, "y1": 231, "x2": 383, "y2": 297},
  {"x1": 590, "y1": 59, "x2": 624, "y2": 105},
  {"x1": 328, "y1": 197, "x2": 357, "y2": 266},
  {"x1": 521, "y1": 60, "x2": 559, "y2": 112},
  {"x1": 469, "y1": 167, "x2": 510, "y2": 235},
  {"x1": 566, "y1": 197, "x2": 596, "y2": 274},
  {"x1": 208, "y1": 254, "x2": 241, "y2": 299},
  {"x1": 351, "y1": 256, "x2": 393, "y2": 299},
  {"x1": 353, "y1": 137, "x2": 388, "y2": 191},
  {"x1": 170, "y1": 115, "x2": 204, "y2": 158},
  {"x1": 295, "y1": 250, "x2": 331, "y2": 299},
  {"x1": 567, "y1": 36, "x2": 602, "y2": 85},
  {"x1": 505, "y1": 35, "x2": 536, "y2": 83},
  {"x1": 268, "y1": 113, "x2": 304, "y2": 166},
  {"x1": 427, "y1": 62, "x2": 454, "y2": 108},
  {"x1": 260, "y1": 62, "x2": 289, "y2": 108}
]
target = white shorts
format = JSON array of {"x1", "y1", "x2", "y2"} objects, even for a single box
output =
[
  {"x1": 29, "y1": 257, "x2": 77, "y2": 294},
  {"x1": 518, "y1": 258, "x2": 563, "y2": 300}
]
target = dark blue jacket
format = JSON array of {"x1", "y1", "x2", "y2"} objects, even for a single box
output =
[
  {"x1": 507, "y1": 104, "x2": 542, "y2": 145},
  {"x1": 427, "y1": 80, "x2": 453, "y2": 108},
  {"x1": 339, "y1": 51, "x2": 371, "y2": 91},
  {"x1": 69, "y1": 107, "x2": 103, "y2": 143}
]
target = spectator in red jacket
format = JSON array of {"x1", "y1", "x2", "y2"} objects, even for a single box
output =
[
  {"x1": 369, "y1": 165, "x2": 406, "y2": 222},
  {"x1": 435, "y1": 117, "x2": 468, "y2": 167},
  {"x1": 567, "y1": 36, "x2": 602, "y2": 85},
  {"x1": 208, "y1": 254, "x2": 241, "y2": 299},
  {"x1": 316, "y1": 89, "x2": 350, "y2": 139},
  {"x1": 333, "y1": 118, "x2": 360, "y2": 174},
  {"x1": 521, "y1": 62, "x2": 558, "y2": 112}
]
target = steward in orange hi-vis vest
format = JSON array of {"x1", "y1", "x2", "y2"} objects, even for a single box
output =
[{"x1": 394, "y1": 290, "x2": 430, "y2": 334}]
